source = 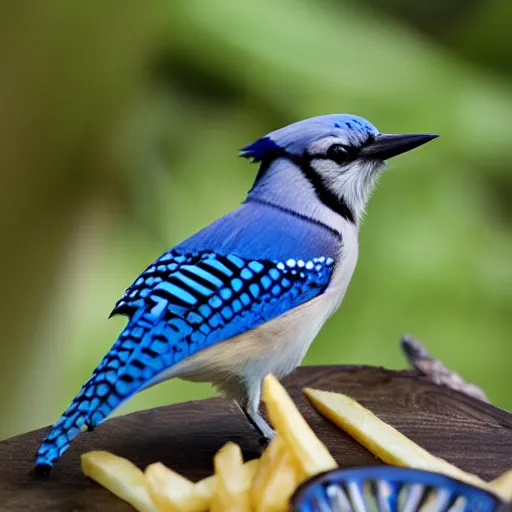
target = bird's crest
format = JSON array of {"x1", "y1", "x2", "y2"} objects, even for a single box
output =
[{"x1": 239, "y1": 136, "x2": 281, "y2": 163}]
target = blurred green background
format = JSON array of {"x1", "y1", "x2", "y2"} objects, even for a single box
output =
[{"x1": 1, "y1": 0, "x2": 511, "y2": 441}]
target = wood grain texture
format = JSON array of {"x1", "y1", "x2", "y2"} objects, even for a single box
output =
[{"x1": 1, "y1": 365, "x2": 511, "y2": 511}]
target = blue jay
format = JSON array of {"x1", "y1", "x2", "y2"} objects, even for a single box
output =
[{"x1": 35, "y1": 114, "x2": 437, "y2": 475}]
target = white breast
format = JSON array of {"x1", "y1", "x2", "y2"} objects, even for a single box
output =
[{"x1": 152, "y1": 218, "x2": 359, "y2": 402}]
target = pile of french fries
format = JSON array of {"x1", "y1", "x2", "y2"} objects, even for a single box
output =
[{"x1": 81, "y1": 375, "x2": 512, "y2": 511}]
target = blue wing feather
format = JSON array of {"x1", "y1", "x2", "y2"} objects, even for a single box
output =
[{"x1": 35, "y1": 249, "x2": 334, "y2": 471}]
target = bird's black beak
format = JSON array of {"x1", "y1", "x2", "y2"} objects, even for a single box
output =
[{"x1": 360, "y1": 133, "x2": 438, "y2": 160}]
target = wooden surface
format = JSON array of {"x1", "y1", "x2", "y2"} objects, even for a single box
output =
[{"x1": 1, "y1": 365, "x2": 511, "y2": 511}]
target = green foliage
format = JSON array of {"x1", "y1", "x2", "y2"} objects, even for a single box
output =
[{"x1": 0, "y1": 0, "x2": 511, "y2": 440}]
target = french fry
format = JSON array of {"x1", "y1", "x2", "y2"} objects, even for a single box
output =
[
  {"x1": 251, "y1": 435, "x2": 287, "y2": 508},
  {"x1": 255, "y1": 442, "x2": 298, "y2": 512},
  {"x1": 490, "y1": 469, "x2": 512, "y2": 501},
  {"x1": 81, "y1": 451, "x2": 158, "y2": 512},
  {"x1": 195, "y1": 458, "x2": 259, "y2": 504},
  {"x1": 193, "y1": 474, "x2": 215, "y2": 502},
  {"x1": 83, "y1": 381, "x2": 509, "y2": 512},
  {"x1": 304, "y1": 388, "x2": 508, "y2": 500},
  {"x1": 145, "y1": 462, "x2": 208, "y2": 512},
  {"x1": 210, "y1": 442, "x2": 252, "y2": 512},
  {"x1": 262, "y1": 374, "x2": 337, "y2": 477}
]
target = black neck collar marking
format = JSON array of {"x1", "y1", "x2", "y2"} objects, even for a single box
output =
[
  {"x1": 244, "y1": 196, "x2": 342, "y2": 240},
  {"x1": 250, "y1": 148, "x2": 356, "y2": 225}
]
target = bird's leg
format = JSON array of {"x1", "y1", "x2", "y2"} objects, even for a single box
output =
[
  {"x1": 237, "y1": 380, "x2": 275, "y2": 447},
  {"x1": 241, "y1": 407, "x2": 275, "y2": 447}
]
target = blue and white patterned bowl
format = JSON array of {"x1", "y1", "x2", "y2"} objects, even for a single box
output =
[{"x1": 291, "y1": 466, "x2": 509, "y2": 512}]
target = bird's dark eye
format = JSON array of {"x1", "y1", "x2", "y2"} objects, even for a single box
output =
[{"x1": 326, "y1": 144, "x2": 351, "y2": 164}]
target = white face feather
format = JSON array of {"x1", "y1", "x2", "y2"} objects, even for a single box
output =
[{"x1": 307, "y1": 136, "x2": 385, "y2": 224}]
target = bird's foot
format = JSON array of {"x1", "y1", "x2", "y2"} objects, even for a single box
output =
[
  {"x1": 258, "y1": 434, "x2": 271, "y2": 448},
  {"x1": 240, "y1": 405, "x2": 275, "y2": 448}
]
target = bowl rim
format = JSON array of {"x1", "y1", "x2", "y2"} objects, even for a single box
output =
[{"x1": 290, "y1": 465, "x2": 508, "y2": 511}]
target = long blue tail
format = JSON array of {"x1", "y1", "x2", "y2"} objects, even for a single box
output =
[{"x1": 34, "y1": 310, "x2": 154, "y2": 475}]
